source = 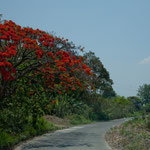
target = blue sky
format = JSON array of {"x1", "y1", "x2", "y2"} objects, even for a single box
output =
[{"x1": 1, "y1": 0, "x2": 150, "y2": 97}]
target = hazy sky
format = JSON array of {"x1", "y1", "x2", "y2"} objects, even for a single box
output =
[{"x1": 1, "y1": 0, "x2": 150, "y2": 97}]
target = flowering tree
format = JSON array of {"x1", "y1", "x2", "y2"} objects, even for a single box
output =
[{"x1": 0, "y1": 20, "x2": 93, "y2": 108}]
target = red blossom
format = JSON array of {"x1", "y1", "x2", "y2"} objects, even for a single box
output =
[
  {"x1": 0, "y1": 62, "x2": 5, "y2": 67},
  {"x1": 52, "y1": 100, "x2": 56, "y2": 103},
  {"x1": 35, "y1": 49, "x2": 44, "y2": 58},
  {"x1": 4, "y1": 61, "x2": 12, "y2": 68},
  {"x1": 72, "y1": 87, "x2": 76, "y2": 90},
  {"x1": 42, "y1": 42, "x2": 49, "y2": 47},
  {"x1": 82, "y1": 64, "x2": 87, "y2": 69},
  {"x1": 50, "y1": 43, "x2": 54, "y2": 47},
  {"x1": 47, "y1": 52, "x2": 53, "y2": 57}
]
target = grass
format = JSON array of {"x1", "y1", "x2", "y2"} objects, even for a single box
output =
[
  {"x1": 0, "y1": 117, "x2": 58, "y2": 150},
  {"x1": 67, "y1": 114, "x2": 92, "y2": 125},
  {"x1": 106, "y1": 115, "x2": 150, "y2": 150}
]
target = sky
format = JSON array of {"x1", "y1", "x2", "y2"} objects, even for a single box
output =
[{"x1": 0, "y1": 0, "x2": 150, "y2": 97}]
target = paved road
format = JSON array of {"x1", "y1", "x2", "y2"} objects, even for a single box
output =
[{"x1": 15, "y1": 118, "x2": 129, "y2": 150}]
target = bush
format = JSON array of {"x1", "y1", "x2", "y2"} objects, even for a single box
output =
[
  {"x1": 0, "y1": 131, "x2": 16, "y2": 150},
  {"x1": 0, "y1": 117, "x2": 57, "y2": 150},
  {"x1": 0, "y1": 106, "x2": 29, "y2": 133},
  {"x1": 34, "y1": 117, "x2": 57, "y2": 134},
  {"x1": 68, "y1": 114, "x2": 91, "y2": 125},
  {"x1": 84, "y1": 94, "x2": 136, "y2": 121}
]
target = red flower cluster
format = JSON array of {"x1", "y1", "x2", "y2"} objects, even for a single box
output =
[{"x1": 0, "y1": 19, "x2": 93, "y2": 93}]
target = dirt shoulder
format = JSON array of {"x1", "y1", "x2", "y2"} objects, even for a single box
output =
[
  {"x1": 105, "y1": 117, "x2": 150, "y2": 150},
  {"x1": 44, "y1": 115, "x2": 72, "y2": 128}
]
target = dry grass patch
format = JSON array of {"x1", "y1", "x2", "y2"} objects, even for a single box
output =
[{"x1": 105, "y1": 117, "x2": 150, "y2": 150}]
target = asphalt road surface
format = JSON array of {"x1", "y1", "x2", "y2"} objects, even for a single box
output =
[{"x1": 15, "y1": 118, "x2": 129, "y2": 150}]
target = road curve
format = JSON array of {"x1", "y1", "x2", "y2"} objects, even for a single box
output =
[{"x1": 15, "y1": 118, "x2": 129, "y2": 150}]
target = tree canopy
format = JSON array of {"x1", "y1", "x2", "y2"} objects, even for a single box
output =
[
  {"x1": 83, "y1": 51, "x2": 115, "y2": 97},
  {"x1": 137, "y1": 84, "x2": 150, "y2": 104},
  {"x1": 0, "y1": 20, "x2": 93, "y2": 106}
]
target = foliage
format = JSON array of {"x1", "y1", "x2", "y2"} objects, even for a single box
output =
[
  {"x1": 44, "y1": 93, "x2": 92, "y2": 120},
  {"x1": 142, "y1": 102, "x2": 150, "y2": 113},
  {"x1": 102, "y1": 86, "x2": 116, "y2": 98},
  {"x1": 127, "y1": 96, "x2": 142, "y2": 111},
  {"x1": 68, "y1": 114, "x2": 92, "y2": 125},
  {"x1": 137, "y1": 84, "x2": 150, "y2": 104},
  {"x1": 0, "y1": 117, "x2": 57, "y2": 150},
  {"x1": 77, "y1": 92, "x2": 135, "y2": 120},
  {"x1": 83, "y1": 51, "x2": 115, "y2": 97}
]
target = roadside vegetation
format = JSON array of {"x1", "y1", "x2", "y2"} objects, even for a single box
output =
[
  {"x1": 106, "y1": 115, "x2": 150, "y2": 150},
  {"x1": 0, "y1": 16, "x2": 147, "y2": 150},
  {"x1": 106, "y1": 84, "x2": 150, "y2": 150}
]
